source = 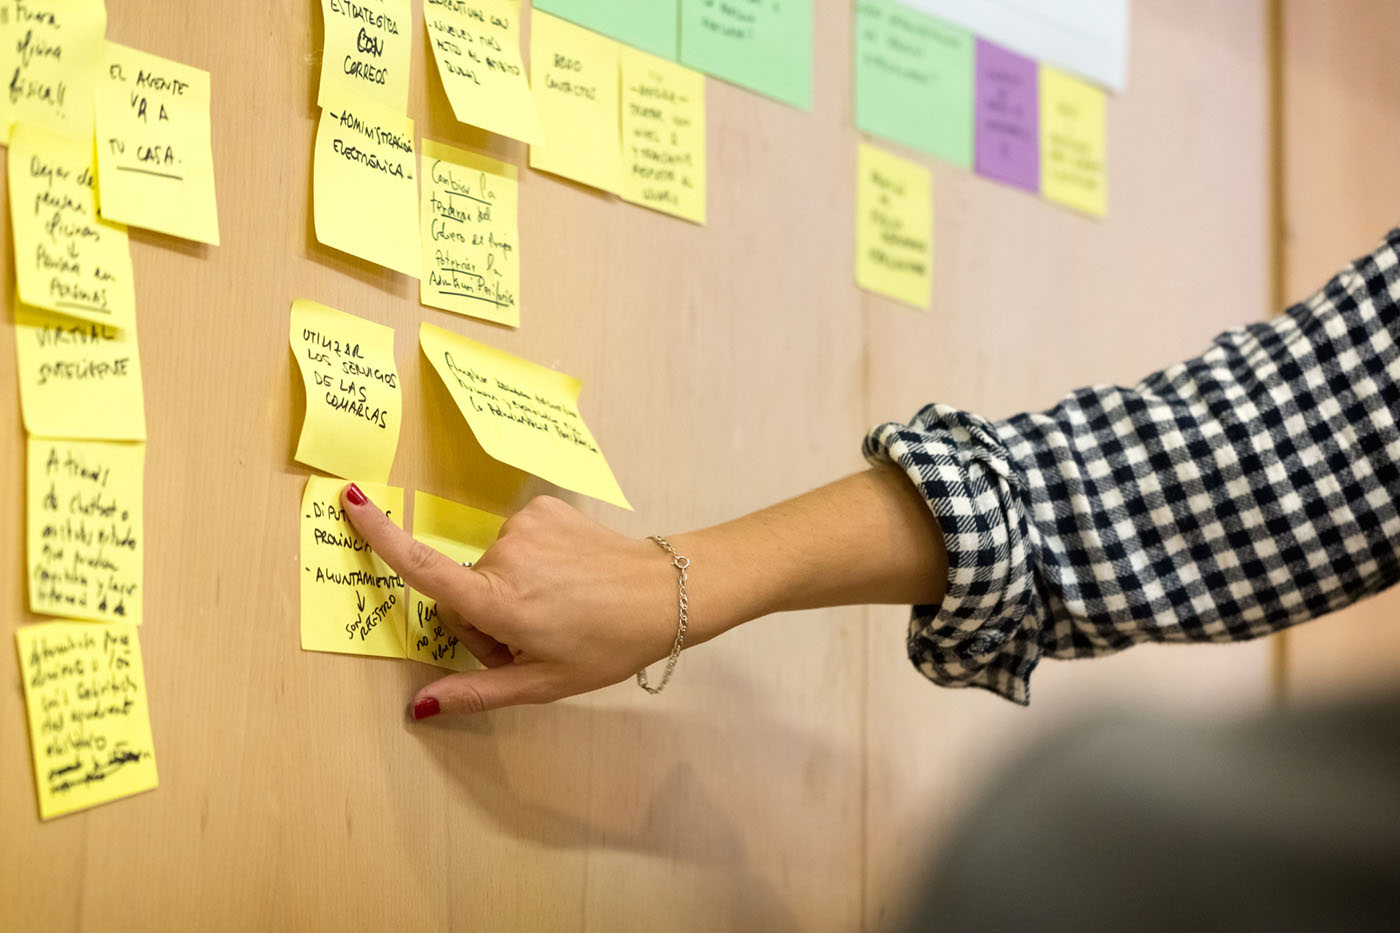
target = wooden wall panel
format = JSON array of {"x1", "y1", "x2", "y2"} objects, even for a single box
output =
[
  {"x1": 0, "y1": 1, "x2": 1279, "y2": 931},
  {"x1": 860, "y1": 1, "x2": 1276, "y2": 927},
  {"x1": 1277, "y1": 0, "x2": 1400, "y2": 702}
]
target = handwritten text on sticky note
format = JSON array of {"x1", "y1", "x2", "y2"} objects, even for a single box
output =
[
  {"x1": 856, "y1": 142, "x2": 933, "y2": 310},
  {"x1": 27, "y1": 438, "x2": 144, "y2": 623},
  {"x1": 424, "y1": 0, "x2": 540, "y2": 143},
  {"x1": 9, "y1": 122, "x2": 137, "y2": 329},
  {"x1": 0, "y1": 0, "x2": 106, "y2": 137},
  {"x1": 14, "y1": 300, "x2": 146, "y2": 441},
  {"x1": 408, "y1": 491, "x2": 504, "y2": 670},
  {"x1": 318, "y1": 0, "x2": 412, "y2": 112},
  {"x1": 301, "y1": 477, "x2": 407, "y2": 658},
  {"x1": 313, "y1": 86, "x2": 419, "y2": 276},
  {"x1": 290, "y1": 299, "x2": 402, "y2": 483},
  {"x1": 620, "y1": 46, "x2": 705, "y2": 224},
  {"x1": 1040, "y1": 65, "x2": 1107, "y2": 217},
  {"x1": 96, "y1": 41, "x2": 220, "y2": 244},
  {"x1": 529, "y1": 11, "x2": 623, "y2": 194},
  {"x1": 420, "y1": 321, "x2": 631, "y2": 509},
  {"x1": 16, "y1": 620, "x2": 159, "y2": 820},
  {"x1": 420, "y1": 139, "x2": 519, "y2": 326}
]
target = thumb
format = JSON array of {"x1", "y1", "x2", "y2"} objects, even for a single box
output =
[{"x1": 411, "y1": 663, "x2": 561, "y2": 718}]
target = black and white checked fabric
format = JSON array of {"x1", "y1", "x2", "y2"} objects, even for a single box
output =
[{"x1": 865, "y1": 228, "x2": 1400, "y2": 705}]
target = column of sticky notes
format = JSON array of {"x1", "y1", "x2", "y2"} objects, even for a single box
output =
[{"x1": 4, "y1": 0, "x2": 222, "y2": 821}]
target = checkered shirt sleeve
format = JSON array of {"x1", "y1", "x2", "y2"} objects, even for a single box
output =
[{"x1": 865, "y1": 229, "x2": 1400, "y2": 705}]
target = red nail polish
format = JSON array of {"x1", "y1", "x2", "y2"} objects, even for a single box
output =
[
  {"x1": 412, "y1": 697, "x2": 440, "y2": 720},
  {"x1": 345, "y1": 483, "x2": 367, "y2": 506}
]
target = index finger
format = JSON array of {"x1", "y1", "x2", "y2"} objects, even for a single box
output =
[{"x1": 340, "y1": 483, "x2": 489, "y2": 612}]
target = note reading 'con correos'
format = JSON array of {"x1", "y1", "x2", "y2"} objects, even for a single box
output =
[
  {"x1": 300, "y1": 476, "x2": 407, "y2": 659},
  {"x1": 420, "y1": 139, "x2": 520, "y2": 326},
  {"x1": 313, "y1": 84, "x2": 419, "y2": 276},
  {"x1": 317, "y1": 0, "x2": 412, "y2": 113},
  {"x1": 96, "y1": 41, "x2": 220, "y2": 244},
  {"x1": 620, "y1": 46, "x2": 706, "y2": 225},
  {"x1": 0, "y1": 0, "x2": 107, "y2": 138},
  {"x1": 14, "y1": 299, "x2": 147, "y2": 441},
  {"x1": 856, "y1": 142, "x2": 933, "y2": 310},
  {"x1": 290, "y1": 299, "x2": 402, "y2": 483},
  {"x1": 1039, "y1": 64, "x2": 1107, "y2": 218},
  {"x1": 16, "y1": 620, "x2": 159, "y2": 821},
  {"x1": 424, "y1": 0, "x2": 540, "y2": 144},
  {"x1": 8, "y1": 122, "x2": 137, "y2": 330},
  {"x1": 407, "y1": 490, "x2": 504, "y2": 671},
  {"x1": 529, "y1": 10, "x2": 623, "y2": 194},
  {"x1": 419, "y1": 321, "x2": 631, "y2": 509},
  {"x1": 27, "y1": 437, "x2": 145, "y2": 623}
]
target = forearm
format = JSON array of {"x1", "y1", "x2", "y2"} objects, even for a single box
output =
[{"x1": 669, "y1": 465, "x2": 947, "y2": 645}]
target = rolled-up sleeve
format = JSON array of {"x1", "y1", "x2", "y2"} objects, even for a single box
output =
[{"x1": 865, "y1": 228, "x2": 1400, "y2": 705}]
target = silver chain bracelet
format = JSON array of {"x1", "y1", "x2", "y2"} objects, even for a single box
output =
[{"x1": 637, "y1": 535, "x2": 689, "y2": 694}]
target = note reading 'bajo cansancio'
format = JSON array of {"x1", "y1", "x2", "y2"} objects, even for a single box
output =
[
  {"x1": 0, "y1": 0, "x2": 106, "y2": 138},
  {"x1": 301, "y1": 476, "x2": 407, "y2": 659},
  {"x1": 317, "y1": 0, "x2": 412, "y2": 113},
  {"x1": 14, "y1": 299, "x2": 147, "y2": 441},
  {"x1": 529, "y1": 11, "x2": 623, "y2": 194},
  {"x1": 8, "y1": 121, "x2": 137, "y2": 330},
  {"x1": 424, "y1": 0, "x2": 540, "y2": 144},
  {"x1": 620, "y1": 45, "x2": 705, "y2": 224},
  {"x1": 16, "y1": 620, "x2": 159, "y2": 820},
  {"x1": 407, "y1": 490, "x2": 504, "y2": 671},
  {"x1": 856, "y1": 141, "x2": 933, "y2": 310},
  {"x1": 95, "y1": 41, "x2": 220, "y2": 244},
  {"x1": 1039, "y1": 64, "x2": 1107, "y2": 218},
  {"x1": 420, "y1": 138, "x2": 519, "y2": 326},
  {"x1": 27, "y1": 437, "x2": 145, "y2": 624},
  {"x1": 313, "y1": 85, "x2": 419, "y2": 276},
  {"x1": 419, "y1": 321, "x2": 631, "y2": 509},
  {"x1": 290, "y1": 299, "x2": 402, "y2": 483}
]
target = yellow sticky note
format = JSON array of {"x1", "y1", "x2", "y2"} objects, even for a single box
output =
[
  {"x1": 529, "y1": 11, "x2": 623, "y2": 194},
  {"x1": 317, "y1": 0, "x2": 412, "y2": 113},
  {"x1": 419, "y1": 321, "x2": 631, "y2": 509},
  {"x1": 1039, "y1": 65, "x2": 1107, "y2": 217},
  {"x1": 300, "y1": 476, "x2": 407, "y2": 658},
  {"x1": 424, "y1": 0, "x2": 540, "y2": 143},
  {"x1": 27, "y1": 438, "x2": 144, "y2": 624},
  {"x1": 95, "y1": 42, "x2": 219, "y2": 244},
  {"x1": 856, "y1": 141, "x2": 933, "y2": 310},
  {"x1": 14, "y1": 299, "x2": 146, "y2": 441},
  {"x1": 313, "y1": 86, "x2": 419, "y2": 276},
  {"x1": 407, "y1": 490, "x2": 504, "y2": 671},
  {"x1": 9, "y1": 121, "x2": 137, "y2": 329},
  {"x1": 420, "y1": 139, "x2": 519, "y2": 326},
  {"x1": 290, "y1": 299, "x2": 402, "y2": 483},
  {"x1": 0, "y1": 0, "x2": 106, "y2": 138},
  {"x1": 16, "y1": 620, "x2": 158, "y2": 820},
  {"x1": 620, "y1": 46, "x2": 705, "y2": 224}
]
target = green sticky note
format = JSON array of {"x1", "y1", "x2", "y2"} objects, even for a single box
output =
[
  {"x1": 855, "y1": 0, "x2": 973, "y2": 168},
  {"x1": 534, "y1": 0, "x2": 679, "y2": 60},
  {"x1": 679, "y1": 0, "x2": 812, "y2": 109}
]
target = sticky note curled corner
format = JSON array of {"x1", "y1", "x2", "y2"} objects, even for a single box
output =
[
  {"x1": 290, "y1": 299, "x2": 402, "y2": 484},
  {"x1": 96, "y1": 41, "x2": 221, "y2": 244},
  {"x1": 16, "y1": 620, "x2": 159, "y2": 820},
  {"x1": 856, "y1": 141, "x2": 933, "y2": 310},
  {"x1": 300, "y1": 476, "x2": 407, "y2": 659},
  {"x1": 407, "y1": 491, "x2": 505, "y2": 671},
  {"x1": 419, "y1": 321, "x2": 631, "y2": 510},
  {"x1": 14, "y1": 299, "x2": 147, "y2": 441},
  {"x1": 424, "y1": 0, "x2": 541, "y2": 144}
]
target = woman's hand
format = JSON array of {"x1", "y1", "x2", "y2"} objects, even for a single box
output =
[{"x1": 342, "y1": 485, "x2": 682, "y2": 718}]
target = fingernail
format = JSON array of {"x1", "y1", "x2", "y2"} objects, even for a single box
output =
[
  {"x1": 412, "y1": 697, "x2": 440, "y2": 720},
  {"x1": 345, "y1": 483, "x2": 367, "y2": 506}
]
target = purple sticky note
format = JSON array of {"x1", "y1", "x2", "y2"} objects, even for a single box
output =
[{"x1": 975, "y1": 40, "x2": 1039, "y2": 192}]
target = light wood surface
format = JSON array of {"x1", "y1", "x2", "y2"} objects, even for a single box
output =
[
  {"x1": 0, "y1": 2, "x2": 1277, "y2": 930},
  {"x1": 1276, "y1": 0, "x2": 1400, "y2": 702}
]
